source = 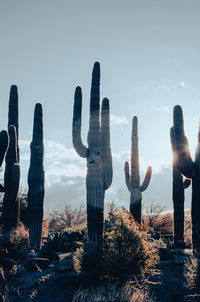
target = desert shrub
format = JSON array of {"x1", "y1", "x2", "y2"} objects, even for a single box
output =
[
  {"x1": 185, "y1": 210, "x2": 192, "y2": 248},
  {"x1": 143, "y1": 202, "x2": 173, "y2": 237},
  {"x1": 48, "y1": 203, "x2": 86, "y2": 234},
  {"x1": 103, "y1": 209, "x2": 158, "y2": 277},
  {"x1": 74, "y1": 208, "x2": 158, "y2": 278},
  {"x1": 0, "y1": 226, "x2": 30, "y2": 260},
  {"x1": 73, "y1": 242, "x2": 103, "y2": 277},
  {"x1": 42, "y1": 224, "x2": 87, "y2": 254}
]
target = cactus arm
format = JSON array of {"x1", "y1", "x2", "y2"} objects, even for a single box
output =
[
  {"x1": 131, "y1": 116, "x2": 140, "y2": 188},
  {"x1": 0, "y1": 130, "x2": 9, "y2": 166},
  {"x1": 124, "y1": 161, "x2": 132, "y2": 193},
  {"x1": 72, "y1": 86, "x2": 88, "y2": 158},
  {"x1": 87, "y1": 61, "x2": 101, "y2": 150},
  {"x1": 101, "y1": 98, "x2": 113, "y2": 190},
  {"x1": 183, "y1": 178, "x2": 191, "y2": 189},
  {"x1": 4, "y1": 126, "x2": 18, "y2": 189},
  {"x1": 140, "y1": 166, "x2": 152, "y2": 192},
  {"x1": 3, "y1": 125, "x2": 19, "y2": 231},
  {"x1": 173, "y1": 105, "x2": 195, "y2": 178}
]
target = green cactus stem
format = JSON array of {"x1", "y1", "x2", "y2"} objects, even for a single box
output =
[
  {"x1": 2, "y1": 125, "x2": 20, "y2": 232},
  {"x1": 173, "y1": 105, "x2": 200, "y2": 254},
  {"x1": 73, "y1": 62, "x2": 113, "y2": 246},
  {"x1": 0, "y1": 130, "x2": 9, "y2": 193},
  {"x1": 170, "y1": 127, "x2": 191, "y2": 248},
  {"x1": 28, "y1": 103, "x2": 45, "y2": 251},
  {"x1": 124, "y1": 116, "x2": 152, "y2": 224}
]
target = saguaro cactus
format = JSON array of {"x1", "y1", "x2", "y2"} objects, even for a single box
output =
[
  {"x1": 124, "y1": 116, "x2": 152, "y2": 224},
  {"x1": 0, "y1": 130, "x2": 9, "y2": 192},
  {"x1": 72, "y1": 62, "x2": 113, "y2": 246},
  {"x1": 28, "y1": 103, "x2": 45, "y2": 251},
  {"x1": 170, "y1": 127, "x2": 191, "y2": 248},
  {"x1": 173, "y1": 105, "x2": 200, "y2": 253},
  {"x1": 2, "y1": 126, "x2": 20, "y2": 232},
  {"x1": 8, "y1": 85, "x2": 19, "y2": 159}
]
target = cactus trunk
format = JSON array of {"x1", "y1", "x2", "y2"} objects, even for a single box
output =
[
  {"x1": 125, "y1": 117, "x2": 152, "y2": 224},
  {"x1": 28, "y1": 103, "x2": 45, "y2": 251},
  {"x1": 8, "y1": 85, "x2": 19, "y2": 159},
  {"x1": 173, "y1": 105, "x2": 200, "y2": 253},
  {"x1": 191, "y1": 176, "x2": 200, "y2": 252},
  {"x1": 73, "y1": 62, "x2": 112, "y2": 246},
  {"x1": 170, "y1": 126, "x2": 190, "y2": 247}
]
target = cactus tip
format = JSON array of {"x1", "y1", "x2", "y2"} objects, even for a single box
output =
[
  {"x1": 35, "y1": 103, "x2": 43, "y2": 113},
  {"x1": 10, "y1": 85, "x2": 17, "y2": 92},
  {"x1": 174, "y1": 105, "x2": 182, "y2": 113},
  {"x1": 75, "y1": 86, "x2": 82, "y2": 94},
  {"x1": 102, "y1": 98, "x2": 109, "y2": 109},
  {"x1": 93, "y1": 61, "x2": 100, "y2": 76}
]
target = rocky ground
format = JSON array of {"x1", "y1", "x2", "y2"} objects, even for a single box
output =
[{"x1": 1, "y1": 249, "x2": 200, "y2": 302}]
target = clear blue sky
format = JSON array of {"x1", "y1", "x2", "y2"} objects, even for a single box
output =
[{"x1": 0, "y1": 0, "x2": 200, "y2": 211}]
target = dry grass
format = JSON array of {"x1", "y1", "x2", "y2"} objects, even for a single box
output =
[{"x1": 72, "y1": 281, "x2": 152, "y2": 302}]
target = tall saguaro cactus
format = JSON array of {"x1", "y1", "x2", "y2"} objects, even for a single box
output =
[
  {"x1": 72, "y1": 62, "x2": 113, "y2": 246},
  {"x1": 173, "y1": 105, "x2": 200, "y2": 253},
  {"x1": 3, "y1": 126, "x2": 20, "y2": 232},
  {"x1": 124, "y1": 116, "x2": 152, "y2": 224},
  {"x1": 170, "y1": 127, "x2": 191, "y2": 248},
  {"x1": 28, "y1": 103, "x2": 45, "y2": 251},
  {"x1": 8, "y1": 85, "x2": 19, "y2": 159}
]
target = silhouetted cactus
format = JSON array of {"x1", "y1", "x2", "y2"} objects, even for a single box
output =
[
  {"x1": 28, "y1": 103, "x2": 45, "y2": 251},
  {"x1": 0, "y1": 130, "x2": 9, "y2": 193},
  {"x1": 173, "y1": 105, "x2": 200, "y2": 253},
  {"x1": 170, "y1": 127, "x2": 191, "y2": 248},
  {"x1": 124, "y1": 117, "x2": 152, "y2": 224},
  {"x1": 8, "y1": 85, "x2": 19, "y2": 159},
  {"x1": 72, "y1": 62, "x2": 113, "y2": 246},
  {"x1": 2, "y1": 126, "x2": 20, "y2": 232}
]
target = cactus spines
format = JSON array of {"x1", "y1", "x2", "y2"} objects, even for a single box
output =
[
  {"x1": 28, "y1": 103, "x2": 45, "y2": 251},
  {"x1": 170, "y1": 126, "x2": 191, "y2": 248},
  {"x1": 0, "y1": 130, "x2": 9, "y2": 192},
  {"x1": 3, "y1": 125, "x2": 20, "y2": 231},
  {"x1": 124, "y1": 116, "x2": 152, "y2": 224},
  {"x1": 173, "y1": 105, "x2": 200, "y2": 253},
  {"x1": 73, "y1": 62, "x2": 113, "y2": 246}
]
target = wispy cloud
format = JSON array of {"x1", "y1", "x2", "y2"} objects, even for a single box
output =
[
  {"x1": 156, "y1": 106, "x2": 170, "y2": 113},
  {"x1": 179, "y1": 81, "x2": 185, "y2": 87},
  {"x1": 110, "y1": 114, "x2": 129, "y2": 125}
]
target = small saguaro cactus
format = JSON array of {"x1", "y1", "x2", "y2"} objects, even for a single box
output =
[
  {"x1": 2, "y1": 125, "x2": 20, "y2": 232},
  {"x1": 173, "y1": 105, "x2": 200, "y2": 253},
  {"x1": 28, "y1": 103, "x2": 45, "y2": 251},
  {"x1": 72, "y1": 62, "x2": 113, "y2": 246},
  {"x1": 124, "y1": 116, "x2": 152, "y2": 224},
  {"x1": 170, "y1": 127, "x2": 191, "y2": 248},
  {"x1": 0, "y1": 130, "x2": 9, "y2": 193}
]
